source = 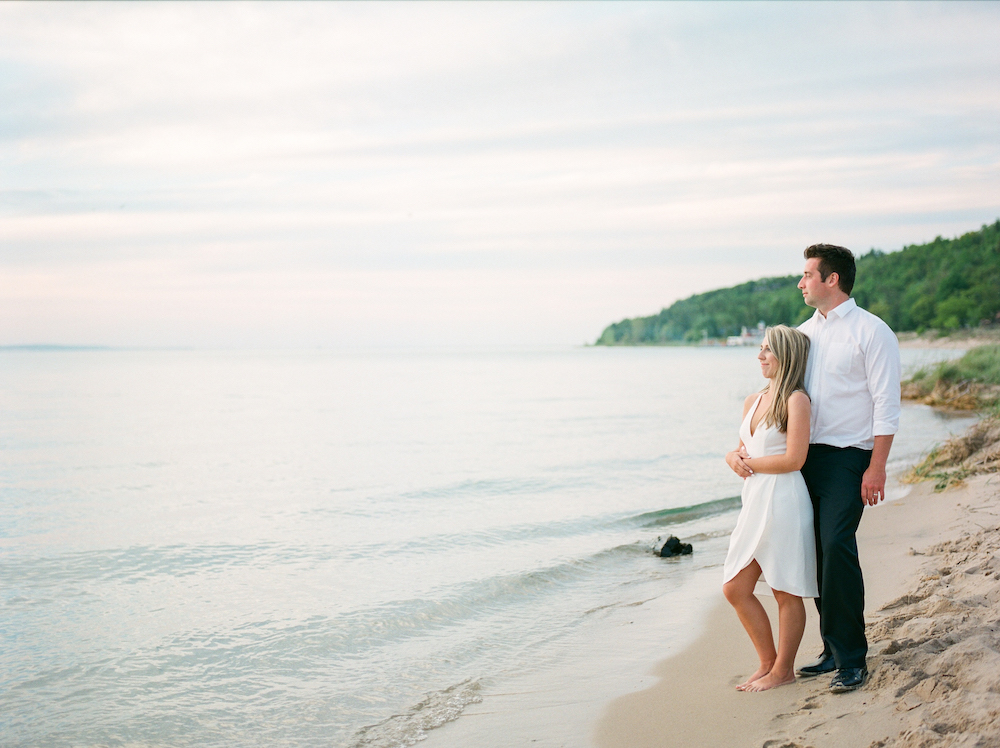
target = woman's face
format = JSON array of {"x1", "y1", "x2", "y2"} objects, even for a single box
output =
[{"x1": 758, "y1": 339, "x2": 780, "y2": 380}]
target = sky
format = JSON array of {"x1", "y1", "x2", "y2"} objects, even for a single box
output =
[{"x1": 2, "y1": 1, "x2": 999, "y2": 348}]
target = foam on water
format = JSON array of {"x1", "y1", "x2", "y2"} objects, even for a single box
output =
[{"x1": 350, "y1": 679, "x2": 483, "y2": 748}]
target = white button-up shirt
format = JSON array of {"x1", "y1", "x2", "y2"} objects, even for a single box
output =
[{"x1": 799, "y1": 298, "x2": 901, "y2": 450}]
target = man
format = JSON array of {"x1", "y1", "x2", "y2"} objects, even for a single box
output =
[{"x1": 794, "y1": 244, "x2": 901, "y2": 694}]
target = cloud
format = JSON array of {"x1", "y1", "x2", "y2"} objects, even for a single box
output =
[{"x1": 1, "y1": 2, "x2": 999, "y2": 346}]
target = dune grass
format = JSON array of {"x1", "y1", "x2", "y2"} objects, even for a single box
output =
[
  {"x1": 903, "y1": 345, "x2": 1000, "y2": 489},
  {"x1": 905, "y1": 345, "x2": 1000, "y2": 413}
]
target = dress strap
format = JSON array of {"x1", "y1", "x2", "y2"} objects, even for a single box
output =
[{"x1": 747, "y1": 393, "x2": 765, "y2": 437}]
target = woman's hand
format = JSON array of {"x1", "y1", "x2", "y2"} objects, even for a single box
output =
[
  {"x1": 739, "y1": 394, "x2": 811, "y2": 475},
  {"x1": 727, "y1": 446, "x2": 753, "y2": 479}
]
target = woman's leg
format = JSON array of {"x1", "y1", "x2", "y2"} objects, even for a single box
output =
[
  {"x1": 744, "y1": 590, "x2": 805, "y2": 692},
  {"x1": 722, "y1": 561, "x2": 775, "y2": 689}
]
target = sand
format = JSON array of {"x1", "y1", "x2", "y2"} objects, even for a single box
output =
[
  {"x1": 897, "y1": 330, "x2": 1000, "y2": 349},
  {"x1": 595, "y1": 473, "x2": 1000, "y2": 748}
]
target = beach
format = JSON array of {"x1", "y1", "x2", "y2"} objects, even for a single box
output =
[{"x1": 595, "y1": 471, "x2": 1000, "y2": 748}]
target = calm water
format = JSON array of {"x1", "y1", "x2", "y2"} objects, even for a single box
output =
[{"x1": 0, "y1": 346, "x2": 974, "y2": 747}]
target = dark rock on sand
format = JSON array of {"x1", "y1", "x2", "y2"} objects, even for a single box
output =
[{"x1": 656, "y1": 535, "x2": 693, "y2": 557}]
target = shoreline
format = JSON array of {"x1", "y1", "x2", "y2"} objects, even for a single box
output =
[
  {"x1": 420, "y1": 399, "x2": 984, "y2": 748},
  {"x1": 594, "y1": 473, "x2": 1000, "y2": 747},
  {"x1": 592, "y1": 329, "x2": 1000, "y2": 350},
  {"x1": 896, "y1": 329, "x2": 1000, "y2": 349}
]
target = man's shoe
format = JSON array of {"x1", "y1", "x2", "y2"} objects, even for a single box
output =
[
  {"x1": 796, "y1": 652, "x2": 836, "y2": 677},
  {"x1": 829, "y1": 667, "x2": 868, "y2": 693}
]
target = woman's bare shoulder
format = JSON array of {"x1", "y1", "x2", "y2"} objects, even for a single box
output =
[
  {"x1": 742, "y1": 392, "x2": 759, "y2": 414},
  {"x1": 788, "y1": 390, "x2": 811, "y2": 410}
]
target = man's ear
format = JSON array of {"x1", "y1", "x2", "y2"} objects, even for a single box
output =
[{"x1": 826, "y1": 271, "x2": 840, "y2": 288}]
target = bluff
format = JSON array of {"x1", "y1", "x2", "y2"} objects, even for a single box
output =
[{"x1": 595, "y1": 220, "x2": 1000, "y2": 345}]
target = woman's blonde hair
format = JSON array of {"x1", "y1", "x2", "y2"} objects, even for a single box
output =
[{"x1": 760, "y1": 324, "x2": 810, "y2": 433}]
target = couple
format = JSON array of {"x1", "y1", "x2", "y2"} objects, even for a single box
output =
[{"x1": 722, "y1": 244, "x2": 901, "y2": 694}]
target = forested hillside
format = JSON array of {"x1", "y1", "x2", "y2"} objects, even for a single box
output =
[{"x1": 596, "y1": 220, "x2": 1000, "y2": 344}]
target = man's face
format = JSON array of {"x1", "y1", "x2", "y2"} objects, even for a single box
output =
[{"x1": 798, "y1": 257, "x2": 835, "y2": 309}]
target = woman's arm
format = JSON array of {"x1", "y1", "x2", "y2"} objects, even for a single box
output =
[
  {"x1": 725, "y1": 393, "x2": 757, "y2": 479},
  {"x1": 743, "y1": 391, "x2": 810, "y2": 474}
]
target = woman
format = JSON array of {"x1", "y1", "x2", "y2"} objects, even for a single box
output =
[{"x1": 723, "y1": 325, "x2": 818, "y2": 692}]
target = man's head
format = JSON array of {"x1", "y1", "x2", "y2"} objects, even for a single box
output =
[
  {"x1": 798, "y1": 244, "x2": 855, "y2": 313},
  {"x1": 803, "y1": 244, "x2": 855, "y2": 293}
]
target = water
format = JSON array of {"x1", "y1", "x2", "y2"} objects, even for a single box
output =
[{"x1": 0, "y1": 346, "x2": 975, "y2": 747}]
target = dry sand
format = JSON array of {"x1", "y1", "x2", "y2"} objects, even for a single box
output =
[
  {"x1": 897, "y1": 330, "x2": 1000, "y2": 350},
  {"x1": 595, "y1": 473, "x2": 1000, "y2": 748}
]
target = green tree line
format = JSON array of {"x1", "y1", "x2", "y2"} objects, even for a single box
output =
[{"x1": 596, "y1": 220, "x2": 1000, "y2": 345}]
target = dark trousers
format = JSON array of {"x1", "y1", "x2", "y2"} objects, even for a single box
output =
[{"x1": 800, "y1": 444, "x2": 872, "y2": 669}]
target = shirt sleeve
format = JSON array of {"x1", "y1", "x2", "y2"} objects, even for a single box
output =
[{"x1": 865, "y1": 321, "x2": 901, "y2": 437}]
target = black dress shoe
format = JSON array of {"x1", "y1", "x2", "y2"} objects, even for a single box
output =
[
  {"x1": 829, "y1": 667, "x2": 868, "y2": 693},
  {"x1": 796, "y1": 652, "x2": 836, "y2": 677}
]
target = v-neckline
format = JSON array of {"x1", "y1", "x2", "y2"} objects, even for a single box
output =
[{"x1": 749, "y1": 393, "x2": 767, "y2": 438}]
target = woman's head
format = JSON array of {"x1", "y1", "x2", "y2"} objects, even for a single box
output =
[
  {"x1": 759, "y1": 325, "x2": 810, "y2": 432},
  {"x1": 761, "y1": 325, "x2": 810, "y2": 387}
]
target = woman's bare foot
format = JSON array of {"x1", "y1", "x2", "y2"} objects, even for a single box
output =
[
  {"x1": 743, "y1": 672, "x2": 795, "y2": 692},
  {"x1": 735, "y1": 665, "x2": 772, "y2": 691}
]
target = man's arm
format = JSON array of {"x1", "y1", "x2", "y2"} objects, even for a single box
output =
[
  {"x1": 865, "y1": 322, "x2": 901, "y2": 442},
  {"x1": 863, "y1": 321, "x2": 901, "y2": 506},
  {"x1": 862, "y1": 434, "x2": 893, "y2": 505}
]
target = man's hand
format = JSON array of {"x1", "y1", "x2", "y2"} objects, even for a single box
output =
[
  {"x1": 861, "y1": 464, "x2": 887, "y2": 506},
  {"x1": 862, "y1": 435, "x2": 895, "y2": 506},
  {"x1": 726, "y1": 446, "x2": 753, "y2": 479}
]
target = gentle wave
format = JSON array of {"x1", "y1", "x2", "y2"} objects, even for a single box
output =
[
  {"x1": 350, "y1": 679, "x2": 483, "y2": 748},
  {"x1": 325, "y1": 530, "x2": 727, "y2": 655},
  {"x1": 336, "y1": 494, "x2": 742, "y2": 560},
  {"x1": 630, "y1": 495, "x2": 741, "y2": 527},
  {"x1": 330, "y1": 558, "x2": 625, "y2": 653},
  {"x1": 397, "y1": 476, "x2": 557, "y2": 503},
  {"x1": 0, "y1": 543, "x2": 290, "y2": 585}
]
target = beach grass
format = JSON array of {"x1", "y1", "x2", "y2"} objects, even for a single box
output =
[
  {"x1": 904, "y1": 344, "x2": 1000, "y2": 412},
  {"x1": 903, "y1": 345, "x2": 1000, "y2": 489}
]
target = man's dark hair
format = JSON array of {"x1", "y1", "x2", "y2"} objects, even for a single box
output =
[{"x1": 804, "y1": 244, "x2": 856, "y2": 295}]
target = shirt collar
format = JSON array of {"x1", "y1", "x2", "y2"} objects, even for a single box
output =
[
  {"x1": 813, "y1": 297, "x2": 857, "y2": 323},
  {"x1": 827, "y1": 297, "x2": 857, "y2": 319}
]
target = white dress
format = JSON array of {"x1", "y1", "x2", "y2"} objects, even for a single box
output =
[{"x1": 723, "y1": 394, "x2": 819, "y2": 598}]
